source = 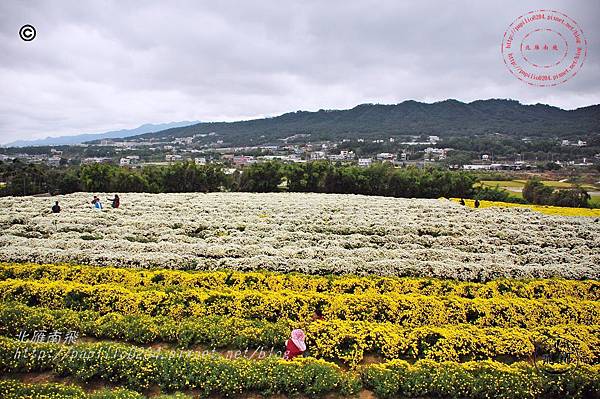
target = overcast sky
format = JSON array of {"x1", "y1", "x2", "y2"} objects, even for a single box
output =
[{"x1": 0, "y1": 0, "x2": 598, "y2": 144}]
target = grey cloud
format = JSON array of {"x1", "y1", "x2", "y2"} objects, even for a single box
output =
[{"x1": 0, "y1": 0, "x2": 598, "y2": 143}]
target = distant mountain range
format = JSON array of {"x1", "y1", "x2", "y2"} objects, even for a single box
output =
[
  {"x1": 4, "y1": 99, "x2": 599, "y2": 149},
  {"x1": 130, "y1": 99, "x2": 600, "y2": 145},
  {"x1": 3, "y1": 121, "x2": 200, "y2": 147}
]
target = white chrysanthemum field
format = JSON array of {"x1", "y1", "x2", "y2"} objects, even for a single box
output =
[{"x1": 1, "y1": 192, "x2": 598, "y2": 281}]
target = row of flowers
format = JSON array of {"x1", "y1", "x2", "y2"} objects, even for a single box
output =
[
  {"x1": 1, "y1": 301, "x2": 597, "y2": 366},
  {"x1": 2, "y1": 262, "x2": 597, "y2": 301},
  {"x1": 0, "y1": 379, "x2": 144, "y2": 399},
  {"x1": 1, "y1": 337, "x2": 598, "y2": 398},
  {"x1": 0, "y1": 193, "x2": 598, "y2": 280},
  {"x1": 1, "y1": 278, "x2": 597, "y2": 328}
]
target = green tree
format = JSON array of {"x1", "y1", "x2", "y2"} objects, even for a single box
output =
[{"x1": 239, "y1": 161, "x2": 282, "y2": 192}]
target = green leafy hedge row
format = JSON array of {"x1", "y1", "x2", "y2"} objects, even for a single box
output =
[
  {"x1": 0, "y1": 338, "x2": 598, "y2": 399},
  {"x1": 1, "y1": 302, "x2": 598, "y2": 366},
  {"x1": 1, "y1": 279, "x2": 597, "y2": 328},
  {"x1": 0, "y1": 379, "x2": 146, "y2": 399},
  {"x1": 0, "y1": 302, "x2": 291, "y2": 349},
  {"x1": 2, "y1": 263, "x2": 598, "y2": 300},
  {"x1": 362, "y1": 359, "x2": 600, "y2": 399},
  {"x1": 0, "y1": 337, "x2": 359, "y2": 397}
]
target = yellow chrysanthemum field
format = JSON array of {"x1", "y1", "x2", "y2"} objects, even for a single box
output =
[
  {"x1": 451, "y1": 198, "x2": 600, "y2": 217},
  {"x1": 0, "y1": 193, "x2": 598, "y2": 398}
]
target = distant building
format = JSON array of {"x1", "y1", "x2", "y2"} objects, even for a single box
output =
[
  {"x1": 428, "y1": 136, "x2": 440, "y2": 143},
  {"x1": 82, "y1": 157, "x2": 112, "y2": 164},
  {"x1": 358, "y1": 158, "x2": 372, "y2": 167},
  {"x1": 47, "y1": 156, "x2": 62, "y2": 167},
  {"x1": 195, "y1": 157, "x2": 207, "y2": 165},
  {"x1": 577, "y1": 140, "x2": 587, "y2": 147},
  {"x1": 165, "y1": 154, "x2": 183, "y2": 162},
  {"x1": 175, "y1": 137, "x2": 193, "y2": 145},
  {"x1": 561, "y1": 140, "x2": 570, "y2": 146},
  {"x1": 233, "y1": 155, "x2": 254, "y2": 166},
  {"x1": 376, "y1": 153, "x2": 396, "y2": 161},
  {"x1": 310, "y1": 151, "x2": 326, "y2": 160},
  {"x1": 481, "y1": 154, "x2": 490, "y2": 161}
]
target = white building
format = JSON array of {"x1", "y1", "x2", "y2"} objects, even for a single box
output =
[
  {"x1": 376, "y1": 152, "x2": 396, "y2": 161},
  {"x1": 119, "y1": 158, "x2": 131, "y2": 166},
  {"x1": 561, "y1": 140, "x2": 570, "y2": 146},
  {"x1": 358, "y1": 158, "x2": 372, "y2": 167},
  {"x1": 165, "y1": 154, "x2": 183, "y2": 162},
  {"x1": 310, "y1": 151, "x2": 326, "y2": 160},
  {"x1": 82, "y1": 157, "x2": 112, "y2": 164},
  {"x1": 47, "y1": 156, "x2": 62, "y2": 167},
  {"x1": 428, "y1": 136, "x2": 440, "y2": 143},
  {"x1": 194, "y1": 157, "x2": 207, "y2": 165}
]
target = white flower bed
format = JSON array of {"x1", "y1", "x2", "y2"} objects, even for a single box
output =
[{"x1": 0, "y1": 192, "x2": 598, "y2": 280}]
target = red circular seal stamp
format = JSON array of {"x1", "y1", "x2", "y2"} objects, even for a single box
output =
[{"x1": 501, "y1": 10, "x2": 587, "y2": 87}]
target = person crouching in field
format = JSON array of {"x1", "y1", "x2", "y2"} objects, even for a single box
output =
[{"x1": 283, "y1": 329, "x2": 306, "y2": 360}]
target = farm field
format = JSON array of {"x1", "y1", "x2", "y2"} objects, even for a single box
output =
[
  {"x1": 479, "y1": 179, "x2": 599, "y2": 190},
  {"x1": 0, "y1": 192, "x2": 599, "y2": 398},
  {"x1": 478, "y1": 179, "x2": 600, "y2": 205},
  {"x1": 452, "y1": 198, "x2": 600, "y2": 217},
  {"x1": 0, "y1": 193, "x2": 599, "y2": 280},
  {"x1": 0, "y1": 262, "x2": 599, "y2": 398}
]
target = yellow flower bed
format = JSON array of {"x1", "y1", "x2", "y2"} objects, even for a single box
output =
[
  {"x1": 3, "y1": 263, "x2": 598, "y2": 301},
  {"x1": 450, "y1": 198, "x2": 600, "y2": 217}
]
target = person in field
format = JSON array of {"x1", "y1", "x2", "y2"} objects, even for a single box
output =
[
  {"x1": 91, "y1": 196, "x2": 103, "y2": 210},
  {"x1": 51, "y1": 201, "x2": 61, "y2": 214},
  {"x1": 283, "y1": 329, "x2": 306, "y2": 360},
  {"x1": 474, "y1": 199, "x2": 480, "y2": 208},
  {"x1": 108, "y1": 194, "x2": 120, "y2": 208},
  {"x1": 459, "y1": 198, "x2": 465, "y2": 206}
]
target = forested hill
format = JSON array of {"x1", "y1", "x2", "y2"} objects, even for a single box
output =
[{"x1": 132, "y1": 99, "x2": 600, "y2": 145}]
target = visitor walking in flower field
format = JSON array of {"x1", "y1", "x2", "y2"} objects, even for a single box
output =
[
  {"x1": 474, "y1": 199, "x2": 480, "y2": 208},
  {"x1": 284, "y1": 329, "x2": 306, "y2": 360},
  {"x1": 51, "y1": 201, "x2": 61, "y2": 213},
  {"x1": 459, "y1": 198, "x2": 465, "y2": 206},
  {"x1": 108, "y1": 194, "x2": 120, "y2": 208}
]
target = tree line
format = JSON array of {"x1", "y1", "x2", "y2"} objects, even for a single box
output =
[
  {"x1": 0, "y1": 159, "x2": 593, "y2": 207},
  {"x1": 522, "y1": 179, "x2": 591, "y2": 208}
]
